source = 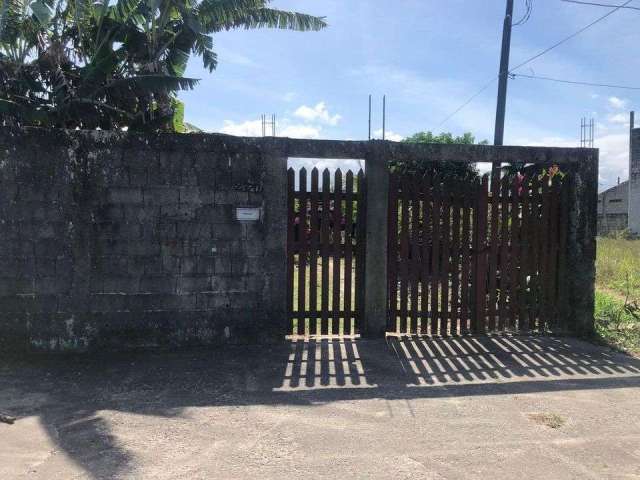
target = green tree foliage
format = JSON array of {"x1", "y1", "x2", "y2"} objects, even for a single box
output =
[
  {"x1": 0, "y1": 0, "x2": 326, "y2": 130},
  {"x1": 392, "y1": 131, "x2": 487, "y2": 182}
]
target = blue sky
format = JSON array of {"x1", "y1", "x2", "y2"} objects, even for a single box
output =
[{"x1": 179, "y1": 0, "x2": 640, "y2": 190}]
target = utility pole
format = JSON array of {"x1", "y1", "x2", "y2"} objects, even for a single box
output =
[{"x1": 493, "y1": 0, "x2": 514, "y2": 172}]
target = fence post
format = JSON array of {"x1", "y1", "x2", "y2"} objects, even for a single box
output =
[
  {"x1": 261, "y1": 141, "x2": 289, "y2": 342},
  {"x1": 565, "y1": 150, "x2": 599, "y2": 336},
  {"x1": 363, "y1": 141, "x2": 389, "y2": 337}
]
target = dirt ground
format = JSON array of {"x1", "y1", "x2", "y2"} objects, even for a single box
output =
[{"x1": 1, "y1": 336, "x2": 640, "y2": 480}]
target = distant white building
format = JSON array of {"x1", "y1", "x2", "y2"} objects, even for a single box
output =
[
  {"x1": 597, "y1": 113, "x2": 640, "y2": 236},
  {"x1": 598, "y1": 180, "x2": 628, "y2": 235}
]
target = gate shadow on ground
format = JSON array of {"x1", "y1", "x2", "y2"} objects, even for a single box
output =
[
  {"x1": 386, "y1": 335, "x2": 640, "y2": 386},
  {"x1": 274, "y1": 336, "x2": 640, "y2": 397},
  {"x1": 3, "y1": 336, "x2": 640, "y2": 479}
]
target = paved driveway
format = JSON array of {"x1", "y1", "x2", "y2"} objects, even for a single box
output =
[{"x1": 1, "y1": 336, "x2": 639, "y2": 479}]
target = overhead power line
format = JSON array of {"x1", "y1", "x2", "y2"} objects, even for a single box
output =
[
  {"x1": 510, "y1": 0, "x2": 634, "y2": 72},
  {"x1": 512, "y1": 72, "x2": 640, "y2": 90},
  {"x1": 561, "y1": 0, "x2": 640, "y2": 11},
  {"x1": 513, "y1": 0, "x2": 534, "y2": 26},
  {"x1": 433, "y1": 0, "x2": 633, "y2": 128},
  {"x1": 434, "y1": 78, "x2": 498, "y2": 128}
]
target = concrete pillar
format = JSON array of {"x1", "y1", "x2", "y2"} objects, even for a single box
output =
[
  {"x1": 629, "y1": 123, "x2": 640, "y2": 234},
  {"x1": 363, "y1": 142, "x2": 389, "y2": 337},
  {"x1": 261, "y1": 144, "x2": 289, "y2": 342},
  {"x1": 565, "y1": 151, "x2": 599, "y2": 336}
]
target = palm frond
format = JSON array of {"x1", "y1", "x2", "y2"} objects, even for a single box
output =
[
  {"x1": 29, "y1": 0, "x2": 53, "y2": 26},
  {"x1": 109, "y1": 0, "x2": 142, "y2": 23},
  {"x1": 198, "y1": 0, "x2": 326, "y2": 33},
  {"x1": 230, "y1": 8, "x2": 327, "y2": 31},
  {"x1": 103, "y1": 74, "x2": 200, "y2": 93},
  {"x1": 193, "y1": 31, "x2": 216, "y2": 71},
  {"x1": 166, "y1": 45, "x2": 189, "y2": 76},
  {"x1": 0, "y1": 97, "x2": 49, "y2": 123},
  {"x1": 0, "y1": 0, "x2": 24, "y2": 39},
  {"x1": 197, "y1": 0, "x2": 265, "y2": 29}
]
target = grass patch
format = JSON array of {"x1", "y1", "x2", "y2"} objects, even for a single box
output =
[
  {"x1": 526, "y1": 412, "x2": 566, "y2": 429},
  {"x1": 596, "y1": 238, "x2": 640, "y2": 304},
  {"x1": 594, "y1": 290, "x2": 640, "y2": 356},
  {"x1": 595, "y1": 238, "x2": 640, "y2": 355}
]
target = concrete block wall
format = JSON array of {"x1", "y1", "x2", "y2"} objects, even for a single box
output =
[
  {"x1": 0, "y1": 128, "x2": 599, "y2": 351},
  {"x1": 629, "y1": 128, "x2": 640, "y2": 234},
  {"x1": 0, "y1": 128, "x2": 286, "y2": 351}
]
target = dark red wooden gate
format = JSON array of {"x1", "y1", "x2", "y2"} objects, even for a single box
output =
[
  {"x1": 387, "y1": 170, "x2": 569, "y2": 335},
  {"x1": 287, "y1": 167, "x2": 366, "y2": 337}
]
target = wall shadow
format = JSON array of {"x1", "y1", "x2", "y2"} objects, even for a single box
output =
[{"x1": 3, "y1": 336, "x2": 640, "y2": 479}]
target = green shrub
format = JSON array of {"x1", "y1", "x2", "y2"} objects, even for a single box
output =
[{"x1": 594, "y1": 290, "x2": 640, "y2": 355}]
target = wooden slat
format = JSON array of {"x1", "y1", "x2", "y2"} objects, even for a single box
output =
[
  {"x1": 409, "y1": 175, "x2": 421, "y2": 333},
  {"x1": 440, "y1": 184, "x2": 451, "y2": 336},
  {"x1": 518, "y1": 174, "x2": 531, "y2": 331},
  {"x1": 498, "y1": 175, "x2": 510, "y2": 331},
  {"x1": 547, "y1": 175, "x2": 561, "y2": 328},
  {"x1": 430, "y1": 179, "x2": 442, "y2": 334},
  {"x1": 473, "y1": 175, "x2": 489, "y2": 333},
  {"x1": 539, "y1": 175, "x2": 552, "y2": 328},
  {"x1": 321, "y1": 169, "x2": 331, "y2": 335},
  {"x1": 459, "y1": 181, "x2": 472, "y2": 334},
  {"x1": 530, "y1": 175, "x2": 543, "y2": 330},
  {"x1": 399, "y1": 176, "x2": 411, "y2": 334},
  {"x1": 388, "y1": 173, "x2": 399, "y2": 331},
  {"x1": 309, "y1": 168, "x2": 320, "y2": 335},
  {"x1": 344, "y1": 170, "x2": 354, "y2": 336},
  {"x1": 290, "y1": 309, "x2": 357, "y2": 316},
  {"x1": 355, "y1": 169, "x2": 366, "y2": 334},
  {"x1": 509, "y1": 174, "x2": 521, "y2": 330},
  {"x1": 487, "y1": 172, "x2": 501, "y2": 331},
  {"x1": 297, "y1": 168, "x2": 308, "y2": 334},
  {"x1": 287, "y1": 168, "x2": 296, "y2": 334},
  {"x1": 332, "y1": 169, "x2": 343, "y2": 335},
  {"x1": 420, "y1": 176, "x2": 433, "y2": 334},
  {"x1": 450, "y1": 183, "x2": 462, "y2": 335}
]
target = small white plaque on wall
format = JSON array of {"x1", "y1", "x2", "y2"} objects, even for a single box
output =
[{"x1": 235, "y1": 207, "x2": 261, "y2": 222}]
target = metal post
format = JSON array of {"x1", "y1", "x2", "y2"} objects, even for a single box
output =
[
  {"x1": 382, "y1": 95, "x2": 386, "y2": 140},
  {"x1": 368, "y1": 94, "x2": 372, "y2": 140}
]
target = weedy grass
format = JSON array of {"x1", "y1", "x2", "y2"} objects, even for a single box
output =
[
  {"x1": 596, "y1": 238, "x2": 640, "y2": 303},
  {"x1": 595, "y1": 238, "x2": 640, "y2": 355},
  {"x1": 526, "y1": 412, "x2": 566, "y2": 429}
]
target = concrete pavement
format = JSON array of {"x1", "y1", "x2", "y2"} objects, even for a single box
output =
[{"x1": 1, "y1": 336, "x2": 639, "y2": 479}]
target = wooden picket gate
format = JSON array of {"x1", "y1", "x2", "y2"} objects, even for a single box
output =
[
  {"x1": 287, "y1": 167, "x2": 366, "y2": 337},
  {"x1": 387, "y1": 170, "x2": 570, "y2": 335}
]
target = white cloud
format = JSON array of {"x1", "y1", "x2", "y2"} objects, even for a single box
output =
[
  {"x1": 220, "y1": 119, "x2": 263, "y2": 136},
  {"x1": 608, "y1": 113, "x2": 629, "y2": 125},
  {"x1": 373, "y1": 128, "x2": 404, "y2": 142},
  {"x1": 608, "y1": 96, "x2": 627, "y2": 109},
  {"x1": 294, "y1": 102, "x2": 342, "y2": 126},
  {"x1": 282, "y1": 92, "x2": 297, "y2": 103},
  {"x1": 280, "y1": 125, "x2": 322, "y2": 139},
  {"x1": 216, "y1": 46, "x2": 257, "y2": 68},
  {"x1": 219, "y1": 119, "x2": 322, "y2": 139}
]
